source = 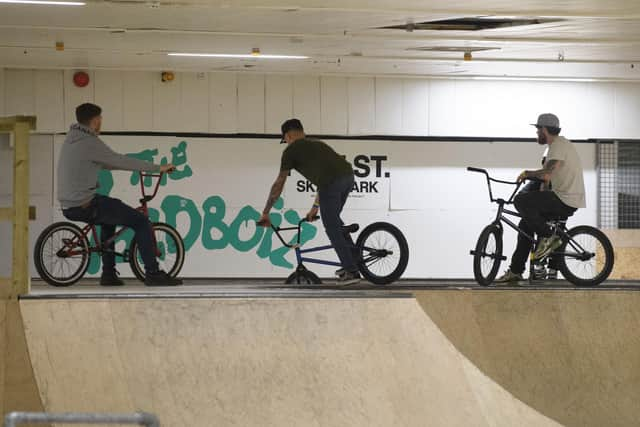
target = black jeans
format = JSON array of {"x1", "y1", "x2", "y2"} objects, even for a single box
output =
[
  {"x1": 318, "y1": 173, "x2": 357, "y2": 273},
  {"x1": 509, "y1": 218, "x2": 561, "y2": 275},
  {"x1": 509, "y1": 182, "x2": 557, "y2": 274},
  {"x1": 514, "y1": 191, "x2": 577, "y2": 238},
  {"x1": 62, "y1": 194, "x2": 159, "y2": 274}
]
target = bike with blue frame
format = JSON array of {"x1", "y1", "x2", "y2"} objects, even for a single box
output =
[{"x1": 271, "y1": 216, "x2": 409, "y2": 285}]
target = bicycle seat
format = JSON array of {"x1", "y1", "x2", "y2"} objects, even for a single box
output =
[
  {"x1": 342, "y1": 224, "x2": 359, "y2": 234},
  {"x1": 547, "y1": 215, "x2": 569, "y2": 222}
]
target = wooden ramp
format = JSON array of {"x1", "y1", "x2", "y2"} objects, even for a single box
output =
[{"x1": 2, "y1": 289, "x2": 639, "y2": 426}]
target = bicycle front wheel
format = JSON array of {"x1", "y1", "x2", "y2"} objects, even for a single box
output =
[
  {"x1": 472, "y1": 224, "x2": 503, "y2": 286},
  {"x1": 558, "y1": 225, "x2": 614, "y2": 287},
  {"x1": 34, "y1": 222, "x2": 90, "y2": 287},
  {"x1": 355, "y1": 222, "x2": 409, "y2": 285},
  {"x1": 129, "y1": 222, "x2": 185, "y2": 282},
  {"x1": 285, "y1": 268, "x2": 322, "y2": 285}
]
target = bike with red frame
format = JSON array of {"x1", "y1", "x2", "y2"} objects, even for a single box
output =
[{"x1": 34, "y1": 172, "x2": 185, "y2": 287}]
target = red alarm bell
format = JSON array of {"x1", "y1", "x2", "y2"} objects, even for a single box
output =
[{"x1": 73, "y1": 71, "x2": 90, "y2": 88}]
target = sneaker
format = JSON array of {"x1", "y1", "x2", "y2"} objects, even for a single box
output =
[
  {"x1": 145, "y1": 270, "x2": 183, "y2": 287},
  {"x1": 335, "y1": 271, "x2": 361, "y2": 286},
  {"x1": 530, "y1": 264, "x2": 547, "y2": 281},
  {"x1": 533, "y1": 236, "x2": 563, "y2": 260},
  {"x1": 100, "y1": 270, "x2": 125, "y2": 287},
  {"x1": 494, "y1": 269, "x2": 523, "y2": 284},
  {"x1": 335, "y1": 268, "x2": 346, "y2": 278},
  {"x1": 547, "y1": 268, "x2": 558, "y2": 280}
]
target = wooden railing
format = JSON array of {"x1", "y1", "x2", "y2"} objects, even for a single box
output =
[{"x1": 0, "y1": 116, "x2": 36, "y2": 299}]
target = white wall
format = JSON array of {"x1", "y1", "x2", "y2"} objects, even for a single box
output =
[
  {"x1": 0, "y1": 133, "x2": 596, "y2": 279},
  {"x1": 3, "y1": 68, "x2": 640, "y2": 138},
  {"x1": 0, "y1": 68, "x2": 636, "y2": 279}
]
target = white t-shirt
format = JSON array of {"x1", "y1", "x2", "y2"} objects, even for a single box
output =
[{"x1": 545, "y1": 136, "x2": 586, "y2": 208}]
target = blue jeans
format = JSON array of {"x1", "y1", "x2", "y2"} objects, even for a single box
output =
[
  {"x1": 62, "y1": 194, "x2": 159, "y2": 274},
  {"x1": 318, "y1": 173, "x2": 357, "y2": 273}
]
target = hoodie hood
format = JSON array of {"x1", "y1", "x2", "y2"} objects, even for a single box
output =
[{"x1": 66, "y1": 123, "x2": 97, "y2": 144}]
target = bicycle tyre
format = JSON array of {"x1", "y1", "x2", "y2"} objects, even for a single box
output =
[
  {"x1": 129, "y1": 222, "x2": 185, "y2": 282},
  {"x1": 355, "y1": 222, "x2": 409, "y2": 285},
  {"x1": 34, "y1": 221, "x2": 90, "y2": 287},
  {"x1": 285, "y1": 269, "x2": 322, "y2": 285},
  {"x1": 558, "y1": 225, "x2": 614, "y2": 287},
  {"x1": 473, "y1": 224, "x2": 503, "y2": 286}
]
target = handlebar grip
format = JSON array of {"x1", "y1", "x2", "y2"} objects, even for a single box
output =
[
  {"x1": 299, "y1": 215, "x2": 321, "y2": 225},
  {"x1": 467, "y1": 167, "x2": 486, "y2": 174}
]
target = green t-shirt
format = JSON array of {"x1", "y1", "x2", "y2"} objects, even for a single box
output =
[{"x1": 280, "y1": 138, "x2": 353, "y2": 189}]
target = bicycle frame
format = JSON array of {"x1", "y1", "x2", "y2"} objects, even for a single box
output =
[
  {"x1": 271, "y1": 218, "x2": 343, "y2": 268},
  {"x1": 59, "y1": 172, "x2": 165, "y2": 260},
  {"x1": 468, "y1": 167, "x2": 594, "y2": 262}
]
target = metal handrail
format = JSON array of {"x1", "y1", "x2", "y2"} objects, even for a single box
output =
[{"x1": 4, "y1": 411, "x2": 160, "y2": 427}]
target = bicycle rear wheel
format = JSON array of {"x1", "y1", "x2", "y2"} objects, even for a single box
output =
[
  {"x1": 355, "y1": 222, "x2": 409, "y2": 285},
  {"x1": 472, "y1": 224, "x2": 503, "y2": 286},
  {"x1": 129, "y1": 222, "x2": 185, "y2": 282},
  {"x1": 34, "y1": 222, "x2": 90, "y2": 287},
  {"x1": 558, "y1": 225, "x2": 614, "y2": 287}
]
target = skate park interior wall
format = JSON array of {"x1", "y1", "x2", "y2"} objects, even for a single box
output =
[{"x1": 1, "y1": 69, "x2": 639, "y2": 278}]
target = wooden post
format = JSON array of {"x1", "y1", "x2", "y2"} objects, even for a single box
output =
[
  {"x1": 11, "y1": 120, "x2": 31, "y2": 297},
  {"x1": 0, "y1": 116, "x2": 36, "y2": 299}
]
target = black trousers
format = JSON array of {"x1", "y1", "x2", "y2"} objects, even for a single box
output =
[{"x1": 509, "y1": 186, "x2": 575, "y2": 274}]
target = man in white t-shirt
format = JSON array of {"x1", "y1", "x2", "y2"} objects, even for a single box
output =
[{"x1": 514, "y1": 113, "x2": 586, "y2": 260}]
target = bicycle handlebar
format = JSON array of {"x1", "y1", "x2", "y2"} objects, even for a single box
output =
[
  {"x1": 466, "y1": 166, "x2": 487, "y2": 174},
  {"x1": 268, "y1": 215, "x2": 320, "y2": 248},
  {"x1": 467, "y1": 166, "x2": 522, "y2": 204},
  {"x1": 138, "y1": 171, "x2": 167, "y2": 204}
]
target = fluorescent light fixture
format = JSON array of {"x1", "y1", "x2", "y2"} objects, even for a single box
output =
[
  {"x1": 0, "y1": 0, "x2": 85, "y2": 4},
  {"x1": 168, "y1": 53, "x2": 309, "y2": 59},
  {"x1": 470, "y1": 76, "x2": 599, "y2": 82}
]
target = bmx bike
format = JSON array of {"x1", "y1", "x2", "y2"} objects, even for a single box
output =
[
  {"x1": 271, "y1": 217, "x2": 409, "y2": 285},
  {"x1": 34, "y1": 172, "x2": 185, "y2": 286},
  {"x1": 468, "y1": 167, "x2": 614, "y2": 287}
]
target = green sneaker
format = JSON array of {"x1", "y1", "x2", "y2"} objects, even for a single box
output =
[
  {"x1": 494, "y1": 269, "x2": 523, "y2": 284},
  {"x1": 533, "y1": 236, "x2": 563, "y2": 260}
]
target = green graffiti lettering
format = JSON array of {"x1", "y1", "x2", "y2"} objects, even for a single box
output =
[
  {"x1": 128, "y1": 149, "x2": 159, "y2": 186},
  {"x1": 256, "y1": 208, "x2": 283, "y2": 261},
  {"x1": 161, "y1": 195, "x2": 201, "y2": 251},
  {"x1": 228, "y1": 206, "x2": 264, "y2": 252},
  {"x1": 97, "y1": 170, "x2": 113, "y2": 196},
  {"x1": 284, "y1": 209, "x2": 318, "y2": 246},
  {"x1": 201, "y1": 195, "x2": 229, "y2": 250},
  {"x1": 168, "y1": 141, "x2": 193, "y2": 181}
]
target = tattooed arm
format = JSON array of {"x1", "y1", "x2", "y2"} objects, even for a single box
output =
[
  {"x1": 518, "y1": 159, "x2": 563, "y2": 184},
  {"x1": 305, "y1": 193, "x2": 320, "y2": 222},
  {"x1": 258, "y1": 170, "x2": 289, "y2": 226}
]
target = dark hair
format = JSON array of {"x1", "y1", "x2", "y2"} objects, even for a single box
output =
[
  {"x1": 281, "y1": 118, "x2": 304, "y2": 135},
  {"x1": 76, "y1": 103, "x2": 102, "y2": 125},
  {"x1": 545, "y1": 126, "x2": 561, "y2": 136}
]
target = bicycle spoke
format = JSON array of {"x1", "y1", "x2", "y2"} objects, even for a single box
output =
[{"x1": 360, "y1": 230, "x2": 402, "y2": 278}]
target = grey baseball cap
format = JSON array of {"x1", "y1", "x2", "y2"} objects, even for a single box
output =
[{"x1": 531, "y1": 113, "x2": 560, "y2": 128}]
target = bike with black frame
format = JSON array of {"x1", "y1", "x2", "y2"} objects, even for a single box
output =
[
  {"x1": 270, "y1": 216, "x2": 409, "y2": 285},
  {"x1": 468, "y1": 167, "x2": 614, "y2": 286}
]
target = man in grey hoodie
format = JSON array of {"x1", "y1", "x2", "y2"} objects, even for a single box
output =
[{"x1": 58, "y1": 103, "x2": 182, "y2": 286}]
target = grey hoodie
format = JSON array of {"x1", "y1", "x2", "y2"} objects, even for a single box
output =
[{"x1": 57, "y1": 123, "x2": 160, "y2": 209}]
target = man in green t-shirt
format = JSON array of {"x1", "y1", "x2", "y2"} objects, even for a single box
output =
[{"x1": 257, "y1": 118, "x2": 359, "y2": 285}]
